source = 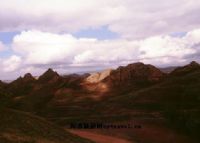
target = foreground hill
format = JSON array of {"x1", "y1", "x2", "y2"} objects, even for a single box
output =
[{"x1": 0, "y1": 108, "x2": 93, "y2": 143}]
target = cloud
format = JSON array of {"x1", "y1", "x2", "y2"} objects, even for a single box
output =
[
  {"x1": 12, "y1": 29, "x2": 199, "y2": 67},
  {"x1": 2, "y1": 55, "x2": 22, "y2": 72},
  {"x1": 108, "y1": 0, "x2": 200, "y2": 39},
  {"x1": 0, "y1": 0, "x2": 200, "y2": 39},
  {"x1": 0, "y1": 0, "x2": 123, "y2": 32},
  {"x1": 12, "y1": 30, "x2": 140, "y2": 66},
  {"x1": 0, "y1": 28, "x2": 200, "y2": 79},
  {"x1": 1, "y1": 0, "x2": 200, "y2": 80}
]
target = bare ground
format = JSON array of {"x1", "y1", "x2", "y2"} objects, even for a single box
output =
[{"x1": 68, "y1": 129, "x2": 133, "y2": 143}]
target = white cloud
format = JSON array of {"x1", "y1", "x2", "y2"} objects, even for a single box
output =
[
  {"x1": 0, "y1": 0, "x2": 123, "y2": 32},
  {"x1": 139, "y1": 36, "x2": 195, "y2": 59},
  {"x1": 2, "y1": 55, "x2": 22, "y2": 72},
  {"x1": 13, "y1": 30, "x2": 78, "y2": 64},
  {"x1": 0, "y1": 0, "x2": 200, "y2": 39},
  {"x1": 0, "y1": 28, "x2": 199, "y2": 79},
  {"x1": 12, "y1": 30, "x2": 140, "y2": 67},
  {"x1": 108, "y1": 0, "x2": 200, "y2": 39},
  {"x1": 11, "y1": 29, "x2": 200, "y2": 69},
  {"x1": 184, "y1": 29, "x2": 200, "y2": 45}
]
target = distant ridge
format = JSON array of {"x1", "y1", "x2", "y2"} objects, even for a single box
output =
[
  {"x1": 170, "y1": 61, "x2": 200, "y2": 76},
  {"x1": 160, "y1": 66, "x2": 178, "y2": 73},
  {"x1": 103, "y1": 62, "x2": 165, "y2": 89}
]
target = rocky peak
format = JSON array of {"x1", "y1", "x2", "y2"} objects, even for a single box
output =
[
  {"x1": 23, "y1": 73, "x2": 35, "y2": 82},
  {"x1": 42, "y1": 68, "x2": 59, "y2": 77},
  {"x1": 189, "y1": 61, "x2": 199, "y2": 67},
  {"x1": 15, "y1": 76, "x2": 23, "y2": 82},
  {"x1": 46, "y1": 68, "x2": 56, "y2": 74},
  {"x1": 38, "y1": 68, "x2": 60, "y2": 82},
  {"x1": 24, "y1": 73, "x2": 32, "y2": 78},
  {"x1": 9, "y1": 73, "x2": 35, "y2": 84},
  {"x1": 170, "y1": 61, "x2": 200, "y2": 76},
  {"x1": 103, "y1": 62, "x2": 165, "y2": 89},
  {"x1": 9, "y1": 76, "x2": 23, "y2": 86}
]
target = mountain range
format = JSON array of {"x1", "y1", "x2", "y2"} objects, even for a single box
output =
[{"x1": 0, "y1": 61, "x2": 200, "y2": 143}]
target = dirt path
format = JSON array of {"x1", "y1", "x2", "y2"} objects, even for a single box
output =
[{"x1": 68, "y1": 130, "x2": 133, "y2": 143}]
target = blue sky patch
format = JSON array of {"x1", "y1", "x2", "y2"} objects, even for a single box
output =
[
  {"x1": 170, "y1": 32, "x2": 186, "y2": 37},
  {"x1": 73, "y1": 26, "x2": 119, "y2": 40},
  {"x1": 0, "y1": 31, "x2": 19, "y2": 44}
]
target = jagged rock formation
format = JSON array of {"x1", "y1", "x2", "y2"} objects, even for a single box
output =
[
  {"x1": 6, "y1": 73, "x2": 36, "y2": 96},
  {"x1": 86, "y1": 69, "x2": 113, "y2": 83},
  {"x1": 38, "y1": 68, "x2": 60, "y2": 83},
  {"x1": 23, "y1": 73, "x2": 36, "y2": 82},
  {"x1": 11, "y1": 73, "x2": 35, "y2": 85},
  {"x1": 103, "y1": 62, "x2": 165, "y2": 89},
  {"x1": 2, "y1": 61, "x2": 199, "y2": 114},
  {"x1": 170, "y1": 61, "x2": 200, "y2": 76}
]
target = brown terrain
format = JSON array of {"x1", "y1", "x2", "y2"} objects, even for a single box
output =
[
  {"x1": 68, "y1": 130, "x2": 132, "y2": 143},
  {"x1": 0, "y1": 61, "x2": 200, "y2": 143}
]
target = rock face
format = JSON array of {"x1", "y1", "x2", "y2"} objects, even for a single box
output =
[
  {"x1": 7, "y1": 73, "x2": 36, "y2": 96},
  {"x1": 23, "y1": 73, "x2": 35, "y2": 82},
  {"x1": 11, "y1": 73, "x2": 35, "y2": 85},
  {"x1": 103, "y1": 62, "x2": 165, "y2": 89},
  {"x1": 5, "y1": 63, "x2": 166, "y2": 96},
  {"x1": 170, "y1": 61, "x2": 200, "y2": 76},
  {"x1": 38, "y1": 68, "x2": 60, "y2": 83},
  {"x1": 61, "y1": 74, "x2": 88, "y2": 89},
  {"x1": 86, "y1": 69, "x2": 112, "y2": 83}
]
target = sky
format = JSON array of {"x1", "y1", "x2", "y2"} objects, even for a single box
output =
[{"x1": 0, "y1": 0, "x2": 200, "y2": 80}]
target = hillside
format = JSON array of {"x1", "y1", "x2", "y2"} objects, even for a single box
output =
[
  {"x1": 102, "y1": 62, "x2": 165, "y2": 92},
  {"x1": 0, "y1": 108, "x2": 93, "y2": 143},
  {"x1": 87, "y1": 62, "x2": 200, "y2": 142}
]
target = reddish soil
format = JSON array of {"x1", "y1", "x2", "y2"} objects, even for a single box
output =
[
  {"x1": 68, "y1": 129, "x2": 132, "y2": 143},
  {"x1": 67, "y1": 118, "x2": 197, "y2": 143}
]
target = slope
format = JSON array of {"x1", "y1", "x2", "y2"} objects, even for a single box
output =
[{"x1": 0, "y1": 108, "x2": 94, "y2": 143}]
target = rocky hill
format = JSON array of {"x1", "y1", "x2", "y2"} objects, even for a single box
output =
[
  {"x1": 102, "y1": 62, "x2": 165, "y2": 92},
  {"x1": 170, "y1": 61, "x2": 200, "y2": 76},
  {"x1": 86, "y1": 69, "x2": 113, "y2": 83}
]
